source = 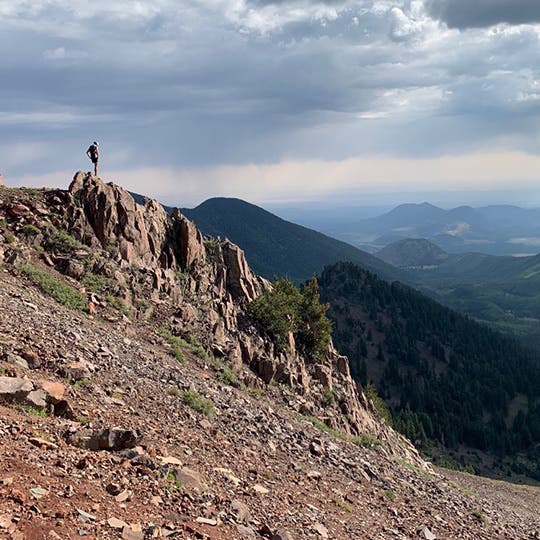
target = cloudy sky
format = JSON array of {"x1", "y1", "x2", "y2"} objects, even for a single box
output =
[{"x1": 2, "y1": 0, "x2": 540, "y2": 207}]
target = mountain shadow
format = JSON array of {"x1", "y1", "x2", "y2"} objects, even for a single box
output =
[
  {"x1": 181, "y1": 197, "x2": 406, "y2": 284},
  {"x1": 318, "y1": 261, "x2": 540, "y2": 480}
]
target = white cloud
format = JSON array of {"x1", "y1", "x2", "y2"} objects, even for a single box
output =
[
  {"x1": 8, "y1": 151, "x2": 540, "y2": 206},
  {"x1": 1, "y1": 0, "x2": 540, "y2": 201},
  {"x1": 43, "y1": 47, "x2": 88, "y2": 61}
]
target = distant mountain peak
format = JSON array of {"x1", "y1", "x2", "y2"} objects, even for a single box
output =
[
  {"x1": 182, "y1": 197, "x2": 406, "y2": 284},
  {"x1": 376, "y1": 238, "x2": 448, "y2": 268}
]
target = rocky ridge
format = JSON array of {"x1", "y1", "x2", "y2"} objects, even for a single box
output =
[
  {"x1": 0, "y1": 175, "x2": 538, "y2": 539},
  {"x1": 3, "y1": 172, "x2": 408, "y2": 447}
]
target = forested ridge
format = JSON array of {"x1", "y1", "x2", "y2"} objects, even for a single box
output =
[
  {"x1": 318, "y1": 262, "x2": 540, "y2": 478},
  {"x1": 181, "y1": 197, "x2": 405, "y2": 284}
]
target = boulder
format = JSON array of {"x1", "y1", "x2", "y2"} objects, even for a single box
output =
[
  {"x1": 4, "y1": 353, "x2": 29, "y2": 370},
  {"x1": 172, "y1": 467, "x2": 207, "y2": 493},
  {"x1": 271, "y1": 532, "x2": 294, "y2": 540},
  {"x1": 65, "y1": 260, "x2": 85, "y2": 280},
  {"x1": 21, "y1": 350, "x2": 42, "y2": 369},
  {"x1": 0, "y1": 376, "x2": 34, "y2": 402},
  {"x1": 26, "y1": 389, "x2": 47, "y2": 408},
  {"x1": 173, "y1": 211, "x2": 206, "y2": 269},
  {"x1": 8, "y1": 203, "x2": 31, "y2": 218},
  {"x1": 230, "y1": 500, "x2": 250, "y2": 523},
  {"x1": 62, "y1": 362, "x2": 91, "y2": 381},
  {"x1": 66, "y1": 428, "x2": 142, "y2": 451},
  {"x1": 39, "y1": 380, "x2": 66, "y2": 403}
]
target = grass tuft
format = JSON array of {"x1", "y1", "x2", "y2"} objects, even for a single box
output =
[
  {"x1": 45, "y1": 226, "x2": 88, "y2": 254},
  {"x1": 157, "y1": 325, "x2": 185, "y2": 362},
  {"x1": 22, "y1": 224, "x2": 40, "y2": 236},
  {"x1": 82, "y1": 272, "x2": 116, "y2": 294},
  {"x1": 19, "y1": 264, "x2": 87, "y2": 311},
  {"x1": 181, "y1": 389, "x2": 214, "y2": 416},
  {"x1": 352, "y1": 434, "x2": 382, "y2": 448},
  {"x1": 336, "y1": 500, "x2": 353, "y2": 513},
  {"x1": 106, "y1": 295, "x2": 132, "y2": 319},
  {"x1": 15, "y1": 404, "x2": 47, "y2": 417}
]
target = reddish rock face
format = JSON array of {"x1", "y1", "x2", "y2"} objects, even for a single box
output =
[
  {"x1": 0, "y1": 172, "x2": 421, "y2": 466},
  {"x1": 38, "y1": 380, "x2": 66, "y2": 403},
  {"x1": 62, "y1": 174, "x2": 391, "y2": 441}
]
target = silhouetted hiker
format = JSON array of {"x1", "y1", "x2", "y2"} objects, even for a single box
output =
[{"x1": 86, "y1": 141, "x2": 99, "y2": 176}]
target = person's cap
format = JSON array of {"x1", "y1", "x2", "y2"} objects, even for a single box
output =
[{"x1": 93, "y1": 141, "x2": 99, "y2": 146}]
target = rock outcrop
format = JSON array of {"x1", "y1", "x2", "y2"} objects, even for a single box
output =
[
  {"x1": 0, "y1": 172, "x2": 426, "y2": 468},
  {"x1": 63, "y1": 173, "x2": 386, "y2": 438}
]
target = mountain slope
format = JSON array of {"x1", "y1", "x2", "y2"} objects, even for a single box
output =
[
  {"x1": 0, "y1": 178, "x2": 539, "y2": 537},
  {"x1": 373, "y1": 237, "x2": 540, "y2": 349},
  {"x1": 332, "y1": 203, "x2": 540, "y2": 256},
  {"x1": 1, "y1": 272, "x2": 538, "y2": 538},
  {"x1": 182, "y1": 197, "x2": 406, "y2": 283},
  {"x1": 318, "y1": 261, "x2": 540, "y2": 479},
  {"x1": 376, "y1": 238, "x2": 449, "y2": 268},
  {"x1": 405, "y1": 251, "x2": 540, "y2": 349}
]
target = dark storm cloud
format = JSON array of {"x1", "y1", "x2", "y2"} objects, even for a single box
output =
[
  {"x1": 2, "y1": 0, "x2": 540, "y2": 182},
  {"x1": 246, "y1": 0, "x2": 344, "y2": 4},
  {"x1": 426, "y1": 0, "x2": 540, "y2": 29}
]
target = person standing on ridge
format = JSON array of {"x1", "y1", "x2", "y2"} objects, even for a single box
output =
[{"x1": 86, "y1": 141, "x2": 99, "y2": 176}]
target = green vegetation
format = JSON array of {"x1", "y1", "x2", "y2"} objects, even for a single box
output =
[
  {"x1": 21, "y1": 224, "x2": 40, "y2": 236},
  {"x1": 15, "y1": 404, "x2": 47, "y2": 417},
  {"x1": 249, "y1": 278, "x2": 300, "y2": 351},
  {"x1": 319, "y1": 262, "x2": 540, "y2": 479},
  {"x1": 249, "y1": 277, "x2": 332, "y2": 358},
  {"x1": 163, "y1": 470, "x2": 183, "y2": 493},
  {"x1": 183, "y1": 336, "x2": 212, "y2": 363},
  {"x1": 3, "y1": 230, "x2": 14, "y2": 244},
  {"x1": 247, "y1": 387, "x2": 265, "y2": 397},
  {"x1": 105, "y1": 242, "x2": 118, "y2": 255},
  {"x1": 214, "y1": 361, "x2": 244, "y2": 389},
  {"x1": 106, "y1": 295, "x2": 132, "y2": 319},
  {"x1": 336, "y1": 500, "x2": 353, "y2": 513},
  {"x1": 301, "y1": 414, "x2": 346, "y2": 440},
  {"x1": 19, "y1": 264, "x2": 87, "y2": 311},
  {"x1": 407, "y1": 252, "x2": 540, "y2": 350},
  {"x1": 175, "y1": 269, "x2": 187, "y2": 284},
  {"x1": 353, "y1": 434, "x2": 382, "y2": 448},
  {"x1": 158, "y1": 326, "x2": 215, "y2": 364},
  {"x1": 384, "y1": 490, "x2": 395, "y2": 500},
  {"x1": 181, "y1": 389, "x2": 214, "y2": 416},
  {"x1": 365, "y1": 383, "x2": 393, "y2": 426},
  {"x1": 321, "y1": 388, "x2": 335, "y2": 407},
  {"x1": 82, "y1": 272, "x2": 116, "y2": 294},
  {"x1": 32, "y1": 430, "x2": 52, "y2": 441},
  {"x1": 72, "y1": 378, "x2": 90, "y2": 389},
  {"x1": 43, "y1": 226, "x2": 87, "y2": 254},
  {"x1": 293, "y1": 412, "x2": 383, "y2": 452},
  {"x1": 472, "y1": 510, "x2": 487, "y2": 525},
  {"x1": 433, "y1": 456, "x2": 476, "y2": 475},
  {"x1": 157, "y1": 325, "x2": 185, "y2": 362}
]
